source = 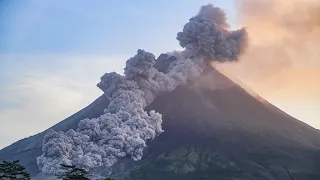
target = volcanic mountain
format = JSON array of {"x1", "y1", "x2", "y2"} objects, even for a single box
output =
[{"x1": 0, "y1": 64, "x2": 319, "y2": 180}]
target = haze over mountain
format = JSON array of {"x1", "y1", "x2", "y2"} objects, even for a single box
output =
[{"x1": 221, "y1": 0, "x2": 320, "y2": 128}]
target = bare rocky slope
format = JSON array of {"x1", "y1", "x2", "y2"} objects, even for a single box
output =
[{"x1": 1, "y1": 68, "x2": 320, "y2": 180}]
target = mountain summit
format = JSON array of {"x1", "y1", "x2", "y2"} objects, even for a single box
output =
[{"x1": 0, "y1": 65, "x2": 319, "y2": 180}]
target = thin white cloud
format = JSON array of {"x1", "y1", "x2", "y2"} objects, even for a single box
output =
[{"x1": 0, "y1": 54, "x2": 128, "y2": 149}]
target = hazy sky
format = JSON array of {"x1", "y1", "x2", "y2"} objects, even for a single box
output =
[{"x1": 0, "y1": 0, "x2": 319, "y2": 149}]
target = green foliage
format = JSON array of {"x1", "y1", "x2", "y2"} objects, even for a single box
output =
[
  {"x1": 0, "y1": 160, "x2": 30, "y2": 180},
  {"x1": 57, "y1": 164, "x2": 90, "y2": 180}
]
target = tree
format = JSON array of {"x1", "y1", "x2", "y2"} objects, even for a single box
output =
[
  {"x1": 0, "y1": 160, "x2": 30, "y2": 180},
  {"x1": 58, "y1": 164, "x2": 90, "y2": 180},
  {"x1": 284, "y1": 166, "x2": 294, "y2": 180}
]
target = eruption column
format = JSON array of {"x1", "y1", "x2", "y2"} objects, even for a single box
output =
[{"x1": 37, "y1": 4, "x2": 248, "y2": 175}]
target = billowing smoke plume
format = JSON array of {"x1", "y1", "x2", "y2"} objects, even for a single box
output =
[
  {"x1": 177, "y1": 4, "x2": 247, "y2": 62},
  {"x1": 37, "y1": 4, "x2": 247, "y2": 175}
]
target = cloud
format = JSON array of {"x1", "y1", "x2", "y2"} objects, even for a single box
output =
[
  {"x1": 0, "y1": 54, "x2": 127, "y2": 149},
  {"x1": 232, "y1": 0, "x2": 320, "y2": 96},
  {"x1": 215, "y1": 0, "x2": 320, "y2": 128},
  {"x1": 233, "y1": 0, "x2": 320, "y2": 79}
]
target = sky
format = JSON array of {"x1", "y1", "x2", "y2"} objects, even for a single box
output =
[{"x1": 0, "y1": 0, "x2": 319, "y2": 149}]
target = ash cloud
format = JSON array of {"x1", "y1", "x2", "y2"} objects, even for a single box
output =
[
  {"x1": 211, "y1": 0, "x2": 320, "y2": 129},
  {"x1": 230, "y1": 0, "x2": 320, "y2": 80},
  {"x1": 37, "y1": 4, "x2": 248, "y2": 175},
  {"x1": 177, "y1": 4, "x2": 247, "y2": 62}
]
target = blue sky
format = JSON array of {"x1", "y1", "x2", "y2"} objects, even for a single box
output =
[
  {"x1": 0, "y1": 0, "x2": 236, "y2": 149},
  {"x1": 0, "y1": 0, "x2": 236, "y2": 55},
  {"x1": 0, "y1": 0, "x2": 319, "y2": 150}
]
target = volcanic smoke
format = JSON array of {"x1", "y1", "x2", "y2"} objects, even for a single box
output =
[
  {"x1": 219, "y1": 0, "x2": 320, "y2": 97},
  {"x1": 37, "y1": 4, "x2": 248, "y2": 174}
]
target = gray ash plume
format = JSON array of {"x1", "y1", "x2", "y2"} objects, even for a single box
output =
[{"x1": 37, "y1": 4, "x2": 248, "y2": 175}]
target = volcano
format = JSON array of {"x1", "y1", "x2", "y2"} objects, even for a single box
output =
[
  {"x1": 0, "y1": 4, "x2": 319, "y2": 179},
  {"x1": 0, "y1": 65, "x2": 319, "y2": 180}
]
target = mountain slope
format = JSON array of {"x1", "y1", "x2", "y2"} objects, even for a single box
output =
[
  {"x1": 115, "y1": 69, "x2": 320, "y2": 180},
  {"x1": 0, "y1": 68, "x2": 319, "y2": 180}
]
